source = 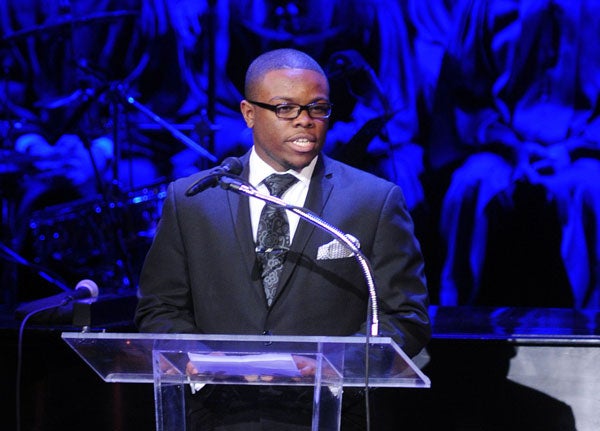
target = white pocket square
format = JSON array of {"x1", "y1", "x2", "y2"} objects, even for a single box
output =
[{"x1": 316, "y1": 235, "x2": 360, "y2": 260}]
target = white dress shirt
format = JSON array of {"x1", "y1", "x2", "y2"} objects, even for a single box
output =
[{"x1": 248, "y1": 147, "x2": 316, "y2": 243}]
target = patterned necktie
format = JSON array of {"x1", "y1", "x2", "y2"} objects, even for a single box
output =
[{"x1": 256, "y1": 173, "x2": 299, "y2": 306}]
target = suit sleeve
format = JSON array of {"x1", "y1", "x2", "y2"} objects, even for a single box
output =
[
  {"x1": 134, "y1": 181, "x2": 198, "y2": 333},
  {"x1": 360, "y1": 184, "x2": 431, "y2": 357}
]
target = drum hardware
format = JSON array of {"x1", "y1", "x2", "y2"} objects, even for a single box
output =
[
  {"x1": 33, "y1": 88, "x2": 97, "y2": 110},
  {"x1": 0, "y1": 241, "x2": 70, "y2": 292},
  {"x1": 123, "y1": 94, "x2": 217, "y2": 163}
]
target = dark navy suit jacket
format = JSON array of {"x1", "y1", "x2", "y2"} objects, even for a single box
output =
[{"x1": 135, "y1": 152, "x2": 430, "y2": 357}]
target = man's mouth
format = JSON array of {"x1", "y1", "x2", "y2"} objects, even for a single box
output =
[{"x1": 289, "y1": 138, "x2": 315, "y2": 151}]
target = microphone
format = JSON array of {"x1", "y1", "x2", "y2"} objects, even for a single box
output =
[
  {"x1": 185, "y1": 157, "x2": 244, "y2": 196},
  {"x1": 64, "y1": 279, "x2": 100, "y2": 303},
  {"x1": 14, "y1": 279, "x2": 100, "y2": 323}
]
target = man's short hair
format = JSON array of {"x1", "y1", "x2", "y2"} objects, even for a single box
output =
[{"x1": 244, "y1": 48, "x2": 327, "y2": 99}]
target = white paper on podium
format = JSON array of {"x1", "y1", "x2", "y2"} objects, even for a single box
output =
[{"x1": 188, "y1": 352, "x2": 302, "y2": 377}]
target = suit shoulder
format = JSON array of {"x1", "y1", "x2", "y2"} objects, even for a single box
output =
[{"x1": 323, "y1": 156, "x2": 397, "y2": 191}]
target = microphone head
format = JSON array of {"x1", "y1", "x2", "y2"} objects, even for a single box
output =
[
  {"x1": 74, "y1": 279, "x2": 99, "y2": 299},
  {"x1": 221, "y1": 157, "x2": 243, "y2": 175},
  {"x1": 185, "y1": 157, "x2": 244, "y2": 197}
]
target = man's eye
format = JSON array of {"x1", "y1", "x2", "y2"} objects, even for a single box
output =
[
  {"x1": 311, "y1": 106, "x2": 328, "y2": 114},
  {"x1": 277, "y1": 105, "x2": 297, "y2": 113}
]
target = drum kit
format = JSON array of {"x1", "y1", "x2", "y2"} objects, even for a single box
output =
[
  {"x1": 26, "y1": 182, "x2": 168, "y2": 292},
  {"x1": 0, "y1": 8, "x2": 217, "y2": 306}
]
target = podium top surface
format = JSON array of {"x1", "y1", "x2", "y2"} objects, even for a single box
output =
[{"x1": 62, "y1": 332, "x2": 430, "y2": 388}]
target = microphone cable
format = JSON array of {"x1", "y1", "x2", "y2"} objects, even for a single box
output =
[
  {"x1": 16, "y1": 302, "x2": 69, "y2": 431},
  {"x1": 15, "y1": 279, "x2": 98, "y2": 431}
]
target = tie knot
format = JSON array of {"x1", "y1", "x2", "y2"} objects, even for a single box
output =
[{"x1": 262, "y1": 173, "x2": 298, "y2": 198}]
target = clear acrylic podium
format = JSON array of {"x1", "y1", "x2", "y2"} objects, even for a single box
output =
[{"x1": 62, "y1": 332, "x2": 430, "y2": 430}]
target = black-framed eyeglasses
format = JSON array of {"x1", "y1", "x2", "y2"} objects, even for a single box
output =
[{"x1": 247, "y1": 100, "x2": 333, "y2": 119}]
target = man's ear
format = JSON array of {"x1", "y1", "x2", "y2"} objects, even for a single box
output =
[{"x1": 240, "y1": 100, "x2": 255, "y2": 128}]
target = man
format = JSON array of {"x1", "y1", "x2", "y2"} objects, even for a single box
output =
[{"x1": 135, "y1": 48, "x2": 430, "y2": 430}]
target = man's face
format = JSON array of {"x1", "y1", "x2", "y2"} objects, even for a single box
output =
[{"x1": 240, "y1": 68, "x2": 330, "y2": 172}]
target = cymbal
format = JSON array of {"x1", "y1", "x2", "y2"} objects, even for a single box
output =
[{"x1": 2, "y1": 10, "x2": 139, "y2": 43}]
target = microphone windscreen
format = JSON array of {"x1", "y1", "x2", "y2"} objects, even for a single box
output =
[{"x1": 75, "y1": 279, "x2": 99, "y2": 299}]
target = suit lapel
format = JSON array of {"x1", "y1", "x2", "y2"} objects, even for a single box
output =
[
  {"x1": 227, "y1": 154, "x2": 266, "y2": 301},
  {"x1": 276, "y1": 157, "x2": 335, "y2": 299}
]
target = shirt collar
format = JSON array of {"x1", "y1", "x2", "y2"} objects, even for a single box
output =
[{"x1": 248, "y1": 147, "x2": 316, "y2": 188}]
